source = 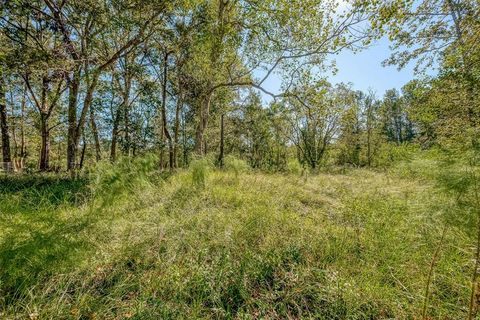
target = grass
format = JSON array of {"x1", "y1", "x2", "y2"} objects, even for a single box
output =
[{"x1": 0, "y1": 158, "x2": 475, "y2": 319}]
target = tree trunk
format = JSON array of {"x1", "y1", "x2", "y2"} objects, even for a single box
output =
[
  {"x1": 0, "y1": 76, "x2": 12, "y2": 171},
  {"x1": 111, "y1": 73, "x2": 131, "y2": 162},
  {"x1": 122, "y1": 56, "x2": 132, "y2": 157},
  {"x1": 76, "y1": 75, "x2": 99, "y2": 149},
  {"x1": 10, "y1": 91, "x2": 18, "y2": 159},
  {"x1": 124, "y1": 101, "x2": 130, "y2": 156},
  {"x1": 218, "y1": 113, "x2": 225, "y2": 167},
  {"x1": 90, "y1": 108, "x2": 102, "y2": 161},
  {"x1": 14, "y1": 83, "x2": 27, "y2": 171},
  {"x1": 167, "y1": 131, "x2": 174, "y2": 170},
  {"x1": 159, "y1": 116, "x2": 165, "y2": 168},
  {"x1": 195, "y1": 116, "x2": 204, "y2": 155},
  {"x1": 67, "y1": 69, "x2": 80, "y2": 171},
  {"x1": 110, "y1": 106, "x2": 122, "y2": 162},
  {"x1": 39, "y1": 113, "x2": 50, "y2": 171},
  {"x1": 79, "y1": 135, "x2": 87, "y2": 170},
  {"x1": 20, "y1": 84, "x2": 26, "y2": 159},
  {"x1": 173, "y1": 90, "x2": 183, "y2": 168},
  {"x1": 160, "y1": 51, "x2": 174, "y2": 170},
  {"x1": 68, "y1": 69, "x2": 100, "y2": 172},
  {"x1": 194, "y1": 94, "x2": 212, "y2": 155},
  {"x1": 182, "y1": 105, "x2": 188, "y2": 166}
]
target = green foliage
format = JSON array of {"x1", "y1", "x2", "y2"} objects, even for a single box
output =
[
  {"x1": 224, "y1": 155, "x2": 250, "y2": 179},
  {"x1": 0, "y1": 159, "x2": 474, "y2": 318},
  {"x1": 287, "y1": 158, "x2": 302, "y2": 175},
  {"x1": 228, "y1": 92, "x2": 289, "y2": 171},
  {"x1": 374, "y1": 143, "x2": 419, "y2": 168},
  {"x1": 89, "y1": 154, "x2": 160, "y2": 201},
  {"x1": 380, "y1": 89, "x2": 415, "y2": 144},
  {"x1": 190, "y1": 157, "x2": 211, "y2": 188}
]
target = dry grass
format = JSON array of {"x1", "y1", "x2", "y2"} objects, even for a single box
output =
[{"x1": 0, "y1": 159, "x2": 473, "y2": 319}]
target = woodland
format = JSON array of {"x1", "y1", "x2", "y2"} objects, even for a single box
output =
[{"x1": 1, "y1": 0, "x2": 480, "y2": 319}]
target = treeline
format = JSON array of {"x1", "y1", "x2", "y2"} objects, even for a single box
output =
[
  {"x1": 224, "y1": 84, "x2": 418, "y2": 171},
  {"x1": 0, "y1": 0, "x2": 478, "y2": 173}
]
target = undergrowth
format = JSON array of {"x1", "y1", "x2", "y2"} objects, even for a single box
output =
[{"x1": 0, "y1": 154, "x2": 475, "y2": 319}]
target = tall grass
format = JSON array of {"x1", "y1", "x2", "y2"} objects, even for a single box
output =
[
  {"x1": 224, "y1": 155, "x2": 250, "y2": 181},
  {"x1": 0, "y1": 154, "x2": 475, "y2": 319},
  {"x1": 190, "y1": 157, "x2": 211, "y2": 188}
]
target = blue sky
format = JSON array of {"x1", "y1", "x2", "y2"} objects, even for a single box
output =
[
  {"x1": 255, "y1": 0, "x2": 439, "y2": 102},
  {"x1": 328, "y1": 0, "x2": 421, "y2": 95},
  {"x1": 257, "y1": 36, "x2": 422, "y2": 102},
  {"x1": 331, "y1": 37, "x2": 417, "y2": 95}
]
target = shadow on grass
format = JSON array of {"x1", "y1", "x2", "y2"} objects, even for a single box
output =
[
  {"x1": 0, "y1": 175, "x2": 93, "y2": 307},
  {"x1": 0, "y1": 175, "x2": 89, "y2": 213}
]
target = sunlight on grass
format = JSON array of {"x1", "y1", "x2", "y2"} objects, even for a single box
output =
[{"x1": 0, "y1": 158, "x2": 474, "y2": 319}]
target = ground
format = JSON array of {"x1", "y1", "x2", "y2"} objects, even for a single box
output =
[{"x1": 0, "y1": 160, "x2": 474, "y2": 319}]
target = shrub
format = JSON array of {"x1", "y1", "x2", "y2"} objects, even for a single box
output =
[
  {"x1": 190, "y1": 157, "x2": 211, "y2": 188},
  {"x1": 225, "y1": 155, "x2": 250, "y2": 179},
  {"x1": 374, "y1": 143, "x2": 419, "y2": 168},
  {"x1": 287, "y1": 159, "x2": 302, "y2": 175},
  {"x1": 89, "y1": 154, "x2": 159, "y2": 200}
]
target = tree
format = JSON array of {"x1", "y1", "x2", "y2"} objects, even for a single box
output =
[
  {"x1": 0, "y1": 71, "x2": 11, "y2": 171},
  {"x1": 190, "y1": 0, "x2": 370, "y2": 155},
  {"x1": 40, "y1": 0, "x2": 168, "y2": 171},
  {"x1": 363, "y1": 90, "x2": 381, "y2": 166},
  {"x1": 380, "y1": 89, "x2": 415, "y2": 145},
  {"x1": 359, "y1": 0, "x2": 480, "y2": 139},
  {"x1": 0, "y1": 0, "x2": 380, "y2": 173},
  {"x1": 286, "y1": 81, "x2": 352, "y2": 169}
]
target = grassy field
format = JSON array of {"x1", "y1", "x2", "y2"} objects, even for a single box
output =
[{"x1": 0, "y1": 157, "x2": 475, "y2": 319}]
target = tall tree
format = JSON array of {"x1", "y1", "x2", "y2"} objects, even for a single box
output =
[
  {"x1": 359, "y1": 0, "x2": 480, "y2": 138},
  {"x1": 41, "y1": 0, "x2": 166, "y2": 170},
  {"x1": 381, "y1": 89, "x2": 415, "y2": 145},
  {"x1": 287, "y1": 81, "x2": 353, "y2": 169},
  {"x1": 0, "y1": 73, "x2": 11, "y2": 171}
]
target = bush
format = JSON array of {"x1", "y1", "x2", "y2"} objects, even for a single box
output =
[
  {"x1": 190, "y1": 157, "x2": 212, "y2": 188},
  {"x1": 287, "y1": 159, "x2": 302, "y2": 175},
  {"x1": 89, "y1": 154, "x2": 159, "y2": 200},
  {"x1": 374, "y1": 143, "x2": 419, "y2": 168},
  {"x1": 225, "y1": 155, "x2": 250, "y2": 179}
]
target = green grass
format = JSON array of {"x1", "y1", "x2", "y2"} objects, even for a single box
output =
[{"x1": 0, "y1": 158, "x2": 475, "y2": 319}]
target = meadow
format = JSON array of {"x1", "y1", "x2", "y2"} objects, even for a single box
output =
[
  {"x1": 0, "y1": 154, "x2": 475, "y2": 319},
  {"x1": 2, "y1": 0, "x2": 479, "y2": 318}
]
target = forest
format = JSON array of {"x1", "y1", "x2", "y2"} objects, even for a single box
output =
[{"x1": 1, "y1": 0, "x2": 480, "y2": 319}]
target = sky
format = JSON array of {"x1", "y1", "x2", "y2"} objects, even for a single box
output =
[
  {"x1": 329, "y1": 0, "x2": 421, "y2": 96},
  {"x1": 257, "y1": 36, "x2": 420, "y2": 103},
  {"x1": 256, "y1": 0, "x2": 430, "y2": 102},
  {"x1": 330, "y1": 37, "x2": 418, "y2": 95}
]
